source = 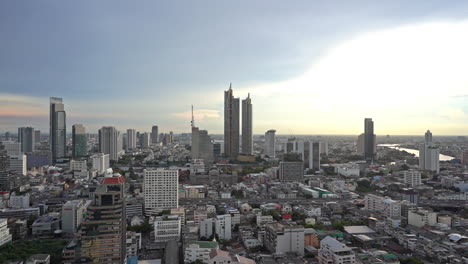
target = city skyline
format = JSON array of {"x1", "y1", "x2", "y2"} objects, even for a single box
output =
[{"x1": 2, "y1": 1, "x2": 468, "y2": 135}]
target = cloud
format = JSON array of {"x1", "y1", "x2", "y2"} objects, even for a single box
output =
[{"x1": 171, "y1": 109, "x2": 221, "y2": 120}]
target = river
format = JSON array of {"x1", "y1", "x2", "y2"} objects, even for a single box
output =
[{"x1": 378, "y1": 144, "x2": 454, "y2": 161}]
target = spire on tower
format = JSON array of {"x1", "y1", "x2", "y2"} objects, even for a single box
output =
[{"x1": 191, "y1": 105, "x2": 195, "y2": 128}]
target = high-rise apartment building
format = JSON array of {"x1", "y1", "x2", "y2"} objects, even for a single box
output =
[
  {"x1": 77, "y1": 175, "x2": 126, "y2": 263},
  {"x1": 364, "y1": 118, "x2": 375, "y2": 162},
  {"x1": 279, "y1": 161, "x2": 304, "y2": 182},
  {"x1": 91, "y1": 153, "x2": 110, "y2": 175},
  {"x1": 419, "y1": 130, "x2": 440, "y2": 173},
  {"x1": 224, "y1": 84, "x2": 240, "y2": 158},
  {"x1": 151, "y1": 126, "x2": 159, "y2": 144},
  {"x1": 50, "y1": 97, "x2": 66, "y2": 161},
  {"x1": 72, "y1": 124, "x2": 87, "y2": 158},
  {"x1": 126, "y1": 129, "x2": 136, "y2": 150},
  {"x1": 144, "y1": 169, "x2": 179, "y2": 214},
  {"x1": 215, "y1": 214, "x2": 232, "y2": 240},
  {"x1": 264, "y1": 129, "x2": 276, "y2": 158},
  {"x1": 18, "y1": 127, "x2": 35, "y2": 153},
  {"x1": 34, "y1": 130, "x2": 40, "y2": 145},
  {"x1": 98, "y1": 126, "x2": 120, "y2": 161},
  {"x1": 140, "y1": 132, "x2": 150, "y2": 149},
  {"x1": 241, "y1": 94, "x2": 253, "y2": 155},
  {"x1": 403, "y1": 170, "x2": 422, "y2": 187}
]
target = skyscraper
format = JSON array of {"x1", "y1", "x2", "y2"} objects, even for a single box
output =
[
  {"x1": 144, "y1": 168, "x2": 179, "y2": 215},
  {"x1": 34, "y1": 130, "x2": 40, "y2": 145},
  {"x1": 98, "y1": 127, "x2": 120, "y2": 161},
  {"x1": 419, "y1": 130, "x2": 440, "y2": 173},
  {"x1": 0, "y1": 142, "x2": 10, "y2": 191},
  {"x1": 127, "y1": 129, "x2": 136, "y2": 150},
  {"x1": 224, "y1": 84, "x2": 240, "y2": 158},
  {"x1": 364, "y1": 118, "x2": 375, "y2": 162},
  {"x1": 17, "y1": 127, "x2": 35, "y2": 153},
  {"x1": 78, "y1": 174, "x2": 126, "y2": 263},
  {"x1": 49, "y1": 97, "x2": 66, "y2": 161},
  {"x1": 264, "y1": 129, "x2": 276, "y2": 158},
  {"x1": 72, "y1": 124, "x2": 87, "y2": 158},
  {"x1": 140, "y1": 133, "x2": 150, "y2": 149},
  {"x1": 241, "y1": 94, "x2": 253, "y2": 155},
  {"x1": 151, "y1": 126, "x2": 159, "y2": 144}
]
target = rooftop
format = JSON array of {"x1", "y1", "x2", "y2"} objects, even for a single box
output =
[
  {"x1": 190, "y1": 241, "x2": 219, "y2": 249},
  {"x1": 343, "y1": 225, "x2": 376, "y2": 234}
]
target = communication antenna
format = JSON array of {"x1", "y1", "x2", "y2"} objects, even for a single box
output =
[{"x1": 191, "y1": 105, "x2": 195, "y2": 128}]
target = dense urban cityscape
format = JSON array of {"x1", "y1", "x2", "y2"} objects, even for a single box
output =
[{"x1": 2, "y1": 1, "x2": 468, "y2": 264}]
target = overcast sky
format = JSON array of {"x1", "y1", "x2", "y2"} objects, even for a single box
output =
[{"x1": 2, "y1": 1, "x2": 468, "y2": 135}]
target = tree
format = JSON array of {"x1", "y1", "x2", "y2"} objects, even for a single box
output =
[
  {"x1": 356, "y1": 180, "x2": 373, "y2": 192},
  {"x1": 400, "y1": 257, "x2": 424, "y2": 264}
]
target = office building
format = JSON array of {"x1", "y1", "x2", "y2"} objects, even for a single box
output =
[
  {"x1": 151, "y1": 125, "x2": 159, "y2": 144},
  {"x1": 265, "y1": 222, "x2": 305, "y2": 256},
  {"x1": 241, "y1": 94, "x2": 253, "y2": 155},
  {"x1": 18, "y1": 127, "x2": 35, "y2": 153},
  {"x1": 191, "y1": 126, "x2": 214, "y2": 163},
  {"x1": 126, "y1": 129, "x2": 136, "y2": 150},
  {"x1": 364, "y1": 118, "x2": 375, "y2": 162},
  {"x1": 2, "y1": 141, "x2": 21, "y2": 156},
  {"x1": 78, "y1": 174, "x2": 126, "y2": 263},
  {"x1": 279, "y1": 161, "x2": 304, "y2": 182},
  {"x1": 91, "y1": 153, "x2": 110, "y2": 175},
  {"x1": 153, "y1": 215, "x2": 181, "y2": 245},
  {"x1": 140, "y1": 132, "x2": 150, "y2": 149},
  {"x1": 0, "y1": 219, "x2": 12, "y2": 247},
  {"x1": 98, "y1": 126, "x2": 121, "y2": 161},
  {"x1": 264, "y1": 129, "x2": 276, "y2": 158},
  {"x1": 50, "y1": 97, "x2": 66, "y2": 161},
  {"x1": 318, "y1": 236, "x2": 356, "y2": 264},
  {"x1": 403, "y1": 170, "x2": 422, "y2": 187},
  {"x1": 34, "y1": 130, "x2": 40, "y2": 145},
  {"x1": 9, "y1": 154, "x2": 26, "y2": 176},
  {"x1": 419, "y1": 130, "x2": 440, "y2": 173},
  {"x1": 144, "y1": 169, "x2": 179, "y2": 214},
  {"x1": 62, "y1": 200, "x2": 90, "y2": 233},
  {"x1": 0, "y1": 143, "x2": 10, "y2": 191},
  {"x1": 72, "y1": 124, "x2": 87, "y2": 158},
  {"x1": 224, "y1": 84, "x2": 240, "y2": 158}
]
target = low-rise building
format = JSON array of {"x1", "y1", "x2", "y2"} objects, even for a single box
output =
[
  {"x1": 154, "y1": 215, "x2": 181, "y2": 246},
  {"x1": 318, "y1": 236, "x2": 356, "y2": 264},
  {"x1": 0, "y1": 218, "x2": 12, "y2": 246},
  {"x1": 184, "y1": 241, "x2": 219, "y2": 263},
  {"x1": 264, "y1": 222, "x2": 304, "y2": 256},
  {"x1": 32, "y1": 214, "x2": 60, "y2": 236}
]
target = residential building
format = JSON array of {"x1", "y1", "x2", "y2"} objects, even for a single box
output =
[
  {"x1": 98, "y1": 126, "x2": 121, "y2": 161},
  {"x1": 408, "y1": 209, "x2": 437, "y2": 227},
  {"x1": 9, "y1": 193, "x2": 30, "y2": 209},
  {"x1": 126, "y1": 129, "x2": 136, "y2": 150},
  {"x1": 419, "y1": 130, "x2": 440, "y2": 173},
  {"x1": 18, "y1": 127, "x2": 35, "y2": 153},
  {"x1": 0, "y1": 143, "x2": 9, "y2": 191},
  {"x1": 318, "y1": 236, "x2": 356, "y2": 264},
  {"x1": 200, "y1": 218, "x2": 215, "y2": 239},
  {"x1": 140, "y1": 132, "x2": 150, "y2": 149},
  {"x1": 264, "y1": 129, "x2": 276, "y2": 158},
  {"x1": 144, "y1": 169, "x2": 179, "y2": 214},
  {"x1": 77, "y1": 174, "x2": 126, "y2": 263},
  {"x1": 154, "y1": 215, "x2": 181, "y2": 246},
  {"x1": 264, "y1": 222, "x2": 305, "y2": 255},
  {"x1": 91, "y1": 153, "x2": 109, "y2": 175},
  {"x1": 2, "y1": 141, "x2": 21, "y2": 156},
  {"x1": 215, "y1": 214, "x2": 232, "y2": 240},
  {"x1": 9, "y1": 154, "x2": 26, "y2": 176},
  {"x1": 26, "y1": 254, "x2": 51, "y2": 264},
  {"x1": 403, "y1": 170, "x2": 422, "y2": 187},
  {"x1": 224, "y1": 84, "x2": 240, "y2": 158},
  {"x1": 241, "y1": 94, "x2": 253, "y2": 155},
  {"x1": 50, "y1": 97, "x2": 66, "y2": 161},
  {"x1": 0, "y1": 219, "x2": 12, "y2": 246},
  {"x1": 364, "y1": 118, "x2": 376, "y2": 162},
  {"x1": 279, "y1": 161, "x2": 304, "y2": 182},
  {"x1": 32, "y1": 213, "x2": 60, "y2": 236},
  {"x1": 191, "y1": 125, "x2": 214, "y2": 163},
  {"x1": 185, "y1": 241, "x2": 219, "y2": 263},
  {"x1": 72, "y1": 124, "x2": 87, "y2": 158},
  {"x1": 34, "y1": 130, "x2": 40, "y2": 145},
  {"x1": 126, "y1": 231, "x2": 142, "y2": 259},
  {"x1": 208, "y1": 249, "x2": 256, "y2": 264},
  {"x1": 365, "y1": 194, "x2": 401, "y2": 219}
]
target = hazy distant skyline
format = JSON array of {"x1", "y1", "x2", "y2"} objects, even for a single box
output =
[{"x1": 2, "y1": 1, "x2": 468, "y2": 135}]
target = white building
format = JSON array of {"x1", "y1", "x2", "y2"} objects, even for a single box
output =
[
  {"x1": 144, "y1": 169, "x2": 179, "y2": 214},
  {"x1": 264, "y1": 129, "x2": 276, "y2": 158},
  {"x1": 419, "y1": 130, "x2": 440, "y2": 173},
  {"x1": 9, "y1": 193, "x2": 30, "y2": 209},
  {"x1": 256, "y1": 214, "x2": 274, "y2": 226},
  {"x1": 9, "y1": 154, "x2": 26, "y2": 176},
  {"x1": 226, "y1": 208, "x2": 240, "y2": 228},
  {"x1": 2, "y1": 141, "x2": 21, "y2": 156},
  {"x1": 264, "y1": 222, "x2": 304, "y2": 256},
  {"x1": 70, "y1": 159, "x2": 87, "y2": 171},
  {"x1": 208, "y1": 249, "x2": 256, "y2": 264},
  {"x1": 184, "y1": 241, "x2": 219, "y2": 263},
  {"x1": 0, "y1": 219, "x2": 12, "y2": 246},
  {"x1": 408, "y1": 209, "x2": 437, "y2": 228},
  {"x1": 153, "y1": 215, "x2": 181, "y2": 245},
  {"x1": 126, "y1": 129, "x2": 137, "y2": 150},
  {"x1": 62, "y1": 200, "x2": 90, "y2": 233},
  {"x1": 215, "y1": 214, "x2": 232, "y2": 240},
  {"x1": 403, "y1": 170, "x2": 422, "y2": 187},
  {"x1": 365, "y1": 194, "x2": 401, "y2": 219},
  {"x1": 126, "y1": 231, "x2": 142, "y2": 258},
  {"x1": 200, "y1": 218, "x2": 216, "y2": 239},
  {"x1": 91, "y1": 153, "x2": 110, "y2": 175},
  {"x1": 318, "y1": 236, "x2": 356, "y2": 264},
  {"x1": 333, "y1": 163, "x2": 360, "y2": 177}
]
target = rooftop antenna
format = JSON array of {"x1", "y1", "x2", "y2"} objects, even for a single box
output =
[{"x1": 191, "y1": 105, "x2": 195, "y2": 128}]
